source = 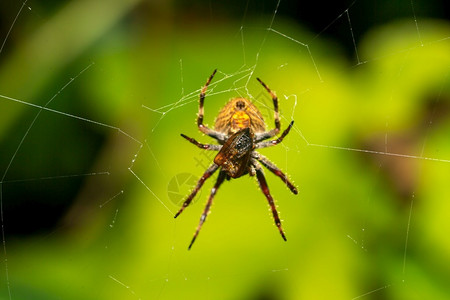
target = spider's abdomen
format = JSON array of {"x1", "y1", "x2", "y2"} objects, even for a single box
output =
[
  {"x1": 214, "y1": 127, "x2": 254, "y2": 178},
  {"x1": 214, "y1": 98, "x2": 266, "y2": 135},
  {"x1": 231, "y1": 111, "x2": 250, "y2": 129}
]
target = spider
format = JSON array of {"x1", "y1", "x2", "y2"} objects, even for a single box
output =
[{"x1": 175, "y1": 69, "x2": 298, "y2": 249}]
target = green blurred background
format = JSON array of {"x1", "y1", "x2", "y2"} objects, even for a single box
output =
[{"x1": 0, "y1": 0, "x2": 449, "y2": 299}]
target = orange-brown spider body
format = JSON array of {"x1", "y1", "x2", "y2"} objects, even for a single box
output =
[{"x1": 176, "y1": 69, "x2": 297, "y2": 250}]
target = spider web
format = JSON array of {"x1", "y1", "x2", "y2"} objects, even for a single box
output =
[{"x1": 1, "y1": 0, "x2": 449, "y2": 299}]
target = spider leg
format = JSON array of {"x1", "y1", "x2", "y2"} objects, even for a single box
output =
[
  {"x1": 254, "y1": 78, "x2": 280, "y2": 142},
  {"x1": 181, "y1": 134, "x2": 222, "y2": 151},
  {"x1": 174, "y1": 163, "x2": 219, "y2": 218},
  {"x1": 255, "y1": 121, "x2": 294, "y2": 149},
  {"x1": 253, "y1": 160, "x2": 287, "y2": 241},
  {"x1": 252, "y1": 153, "x2": 298, "y2": 194},
  {"x1": 188, "y1": 170, "x2": 227, "y2": 250},
  {"x1": 197, "y1": 69, "x2": 227, "y2": 143}
]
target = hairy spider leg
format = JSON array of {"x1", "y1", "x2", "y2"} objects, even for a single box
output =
[
  {"x1": 255, "y1": 78, "x2": 280, "y2": 141},
  {"x1": 252, "y1": 152, "x2": 298, "y2": 194},
  {"x1": 174, "y1": 163, "x2": 219, "y2": 218},
  {"x1": 198, "y1": 69, "x2": 216, "y2": 127},
  {"x1": 188, "y1": 170, "x2": 227, "y2": 250},
  {"x1": 197, "y1": 69, "x2": 227, "y2": 143},
  {"x1": 253, "y1": 161, "x2": 287, "y2": 241},
  {"x1": 180, "y1": 134, "x2": 222, "y2": 151},
  {"x1": 255, "y1": 121, "x2": 294, "y2": 149}
]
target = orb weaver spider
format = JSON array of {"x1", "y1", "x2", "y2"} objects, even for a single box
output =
[{"x1": 175, "y1": 69, "x2": 298, "y2": 249}]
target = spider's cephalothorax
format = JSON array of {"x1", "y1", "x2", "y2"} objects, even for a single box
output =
[
  {"x1": 176, "y1": 69, "x2": 298, "y2": 249},
  {"x1": 214, "y1": 98, "x2": 266, "y2": 135}
]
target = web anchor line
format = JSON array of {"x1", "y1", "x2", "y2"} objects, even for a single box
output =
[
  {"x1": 0, "y1": 0, "x2": 29, "y2": 55},
  {"x1": 308, "y1": 143, "x2": 450, "y2": 163},
  {"x1": 0, "y1": 94, "x2": 142, "y2": 146},
  {"x1": 267, "y1": 28, "x2": 323, "y2": 83},
  {"x1": 128, "y1": 168, "x2": 174, "y2": 215}
]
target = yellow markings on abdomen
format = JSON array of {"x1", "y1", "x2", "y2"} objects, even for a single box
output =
[{"x1": 231, "y1": 111, "x2": 250, "y2": 130}]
